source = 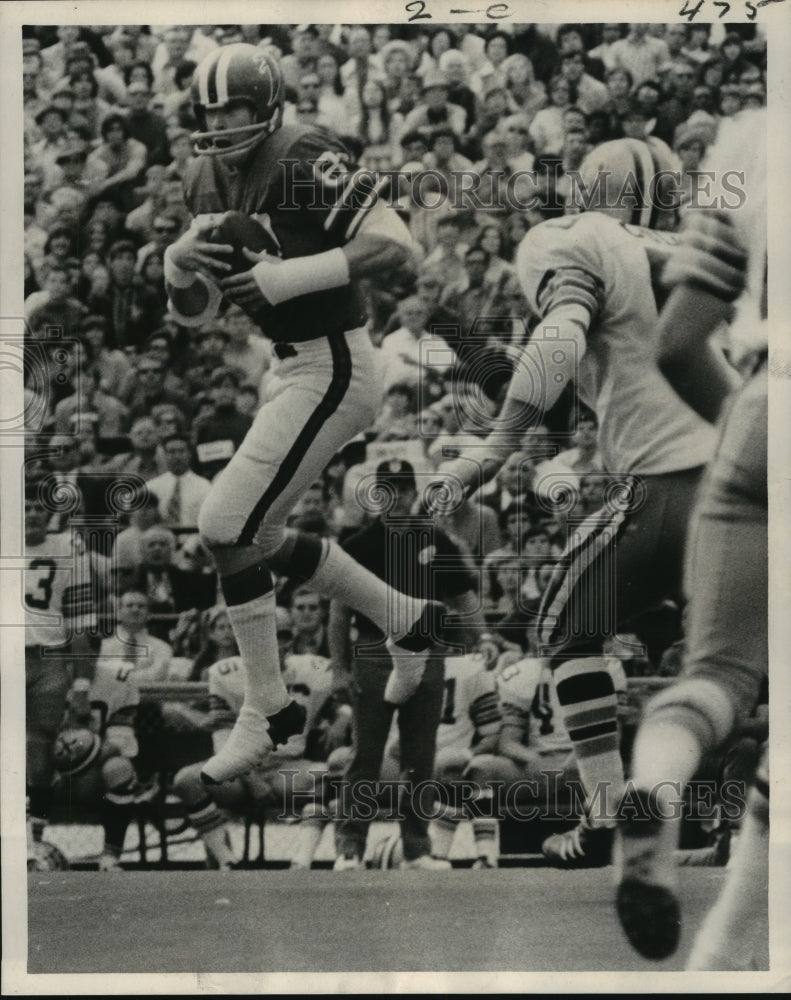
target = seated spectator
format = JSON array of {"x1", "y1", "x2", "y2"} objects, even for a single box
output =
[
  {"x1": 183, "y1": 324, "x2": 231, "y2": 396},
  {"x1": 418, "y1": 209, "x2": 469, "y2": 287},
  {"x1": 95, "y1": 239, "x2": 165, "y2": 351},
  {"x1": 188, "y1": 604, "x2": 240, "y2": 682},
  {"x1": 502, "y1": 53, "x2": 547, "y2": 123},
  {"x1": 113, "y1": 489, "x2": 163, "y2": 575},
  {"x1": 280, "y1": 24, "x2": 321, "y2": 95},
  {"x1": 24, "y1": 262, "x2": 87, "y2": 339},
  {"x1": 159, "y1": 60, "x2": 199, "y2": 130},
  {"x1": 558, "y1": 48, "x2": 609, "y2": 115},
  {"x1": 221, "y1": 304, "x2": 272, "y2": 392},
  {"x1": 193, "y1": 366, "x2": 253, "y2": 481},
  {"x1": 380, "y1": 295, "x2": 454, "y2": 391},
  {"x1": 125, "y1": 354, "x2": 192, "y2": 425},
  {"x1": 610, "y1": 22, "x2": 671, "y2": 87},
  {"x1": 53, "y1": 360, "x2": 129, "y2": 437},
  {"x1": 312, "y1": 52, "x2": 348, "y2": 134},
  {"x1": 289, "y1": 585, "x2": 331, "y2": 658},
  {"x1": 96, "y1": 588, "x2": 173, "y2": 684},
  {"x1": 528, "y1": 74, "x2": 573, "y2": 156},
  {"x1": 103, "y1": 415, "x2": 168, "y2": 481},
  {"x1": 470, "y1": 30, "x2": 511, "y2": 100},
  {"x1": 147, "y1": 433, "x2": 212, "y2": 530},
  {"x1": 68, "y1": 67, "x2": 112, "y2": 140},
  {"x1": 83, "y1": 113, "x2": 148, "y2": 213},
  {"x1": 436, "y1": 49, "x2": 476, "y2": 134},
  {"x1": 400, "y1": 71, "x2": 467, "y2": 139},
  {"x1": 121, "y1": 526, "x2": 217, "y2": 642},
  {"x1": 30, "y1": 104, "x2": 70, "y2": 189},
  {"x1": 136, "y1": 212, "x2": 182, "y2": 271}
]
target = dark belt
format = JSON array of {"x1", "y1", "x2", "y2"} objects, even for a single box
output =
[{"x1": 273, "y1": 342, "x2": 299, "y2": 360}]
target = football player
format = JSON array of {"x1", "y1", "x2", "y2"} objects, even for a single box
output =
[
  {"x1": 615, "y1": 109, "x2": 769, "y2": 966},
  {"x1": 163, "y1": 44, "x2": 447, "y2": 785},
  {"x1": 432, "y1": 136, "x2": 730, "y2": 866},
  {"x1": 52, "y1": 648, "x2": 148, "y2": 871},
  {"x1": 172, "y1": 606, "x2": 337, "y2": 869}
]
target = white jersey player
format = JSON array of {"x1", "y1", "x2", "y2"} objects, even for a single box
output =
[{"x1": 435, "y1": 137, "x2": 722, "y2": 866}]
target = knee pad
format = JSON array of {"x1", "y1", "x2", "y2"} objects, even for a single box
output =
[{"x1": 644, "y1": 677, "x2": 736, "y2": 754}]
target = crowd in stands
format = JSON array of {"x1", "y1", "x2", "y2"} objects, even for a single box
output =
[{"x1": 22, "y1": 21, "x2": 766, "y2": 868}]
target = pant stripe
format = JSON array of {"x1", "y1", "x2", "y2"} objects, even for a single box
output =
[
  {"x1": 539, "y1": 507, "x2": 626, "y2": 648},
  {"x1": 237, "y1": 333, "x2": 353, "y2": 547}
]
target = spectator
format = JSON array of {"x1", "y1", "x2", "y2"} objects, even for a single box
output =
[
  {"x1": 221, "y1": 304, "x2": 271, "y2": 391},
  {"x1": 341, "y1": 26, "x2": 384, "y2": 107},
  {"x1": 502, "y1": 53, "x2": 547, "y2": 122},
  {"x1": 30, "y1": 105, "x2": 70, "y2": 188},
  {"x1": 380, "y1": 295, "x2": 454, "y2": 391},
  {"x1": 113, "y1": 489, "x2": 163, "y2": 575},
  {"x1": 280, "y1": 24, "x2": 321, "y2": 95},
  {"x1": 53, "y1": 359, "x2": 129, "y2": 437},
  {"x1": 289, "y1": 586, "x2": 330, "y2": 657},
  {"x1": 528, "y1": 74, "x2": 573, "y2": 156},
  {"x1": 684, "y1": 23, "x2": 712, "y2": 66},
  {"x1": 25, "y1": 263, "x2": 86, "y2": 339},
  {"x1": 151, "y1": 26, "x2": 192, "y2": 96},
  {"x1": 470, "y1": 30, "x2": 511, "y2": 99},
  {"x1": 83, "y1": 113, "x2": 148, "y2": 212},
  {"x1": 588, "y1": 23, "x2": 624, "y2": 74},
  {"x1": 99, "y1": 239, "x2": 164, "y2": 351},
  {"x1": 122, "y1": 527, "x2": 216, "y2": 641},
  {"x1": 400, "y1": 72, "x2": 467, "y2": 138},
  {"x1": 159, "y1": 60, "x2": 199, "y2": 129},
  {"x1": 124, "y1": 354, "x2": 191, "y2": 424},
  {"x1": 147, "y1": 433, "x2": 212, "y2": 530},
  {"x1": 68, "y1": 68, "x2": 112, "y2": 140},
  {"x1": 559, "y1": 49, "x2": 609, "y2": 115},
  {"x1": 95, "y1": 588, "x2": 172, "y2": 683},
  {"x1": 313, "y1": 52, "x2": 348, "y2": 134},
  {"x1": 720, "y1": 31, "x2": 749, "y2": 81},
  {"x1": 437, "y1": 49, "x2": 476, "y2": 133},
  {"x1": 103, "y1": 415, "x2": 168, "y2": 481},
  {"x1": 610, "y1": 23, "x2": 671, "y2": 87},
  {"x1": 188, "y1": 603, "x2": 240, "y2": 682},
  {"x1": 124, "y1": 81, "x2": 170, "y2": 166},
  {"x1": 419, "y1": 212, "x2": 468, "y2": 287},
  {"x1": 193, "y1": 366, "x2": 253, "y2": 481},
  {"x1": 655, "y1": 60, "x2": 698, "y2": 144}
]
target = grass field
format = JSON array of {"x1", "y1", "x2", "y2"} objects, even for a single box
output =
[{"x1": 25, "y1": 866, "x2": 767, "y2": 978}]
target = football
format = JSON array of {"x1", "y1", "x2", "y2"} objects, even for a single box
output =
[{"x1": 207, "y1": 211, "x2": 280, "y2": 276}]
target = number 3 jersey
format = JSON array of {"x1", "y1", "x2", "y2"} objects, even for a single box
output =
[
  {"x1": 207, "y1": 654, "x2": 333, "y2": 761},
  {"x1": 182, "y1": 123, "x2": 388, "y2": 343},
  {"x1": 496, "y1": 656, "x2": 627, "y2": 755},
  {"x1": 515, "y1": 212, "x2": 717, "y2": 476}
]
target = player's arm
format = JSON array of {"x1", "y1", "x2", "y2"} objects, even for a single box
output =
[
  {"x1": 657, "y1": 211, "x2": 746, "y2": 423},
  {"x1": 436, "y1": 300, "x2": 591, "y2": 503},
  {"x1": 163, "y1": 214, "x2": 234, "y2": 327}
]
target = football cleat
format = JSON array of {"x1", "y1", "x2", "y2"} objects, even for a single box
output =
[
  {"x1": 200, "y1": 700, "x2": 306, "y2": 785},
  {"x1": 471, "y1": 857, "x2": 496, "y2": 870},
  {"x1": 333, "y1": 853, "x2": 363, "y2": 871},
  {"x1": 615, "y1": 788, "x2": 682, "y2": 960},
  {"x1": 399, "y1": 855, "x2": 452, "y2": 871},
  {"x1": 542, "y1": 817, "x2": 615, "y2": 869}
]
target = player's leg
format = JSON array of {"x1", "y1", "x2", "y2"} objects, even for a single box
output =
[
  {"x1": 428, "y1": 746, "x2": 474, "y2": 861},
  {"x1": 334, "y1": 655, "x2": 395, "y2": 868},
  {"x1": 172, "y1": 761, "x2": 240, "y2": 869},
  {"x1": 97, "y1": 748, "x2": 138, "y2": 871},
  {"x1": 199, "y1": 331, "x2": 436, "y2": 783},
  {"x1": 464, "y1": 755, "x2": 525, "y2": 868},
  {"x1": 26, "y1": 646, "x2": 72, "y2": 852},
  {"x1": 685, "y1": 746, "x2": 769, "y2": 971},
  {"x1": 395, "y1": 659, "x2": 448, "y2": 868},
  {"x1": 540, "y1": 471, "x2": 700, "y2": 866},
  {"x1": 617, "y1": 365, "x2": 768, "y2": 959}
]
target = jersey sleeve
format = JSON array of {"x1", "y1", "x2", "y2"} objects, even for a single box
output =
[
  {"x1": 286, "y1": 128, "x2": 391, "y2": 245},
  {"x1": 516, "y1": 216, "x2": 606, "y2": 323}
]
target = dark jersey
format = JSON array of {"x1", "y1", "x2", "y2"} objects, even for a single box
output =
[
  {"x1": 183, "y1": 124, "x2": 388, "y2": 343},
  {"x1": 342, "y1": 517, "x2": 476, "y2": 643}
]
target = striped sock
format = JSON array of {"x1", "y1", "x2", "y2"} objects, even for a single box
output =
[
  {"x1": 553, "y1": 657, "x2": 623, "y2": 825},
  {"x1": 188, "y1": 799, "x2": 235, "y2": 867},
  {"x1": 429, "y1": 807, "x2": 462, "y2": 860},
  {"x1": 471, "y1": 818, "x2": 499, "y2": 865}
]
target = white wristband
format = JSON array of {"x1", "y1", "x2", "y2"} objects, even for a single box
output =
[
  {"x1": 252, "y1": 248, "x2": 350, "y2": 306},
  {"x1": 164, "y1": 246, "x2": 199, "y2": 288}
]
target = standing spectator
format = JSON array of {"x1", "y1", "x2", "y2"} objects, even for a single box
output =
[
  {"x1": 330, "y1": 459, "x2": 482, "y2": 869},
  {"x1": 193, "y1": 367, "x2": 253, "y2": 482},
  {"x1": 341, "y1": 26, "x2": 383, "y2": 108},
  {"x1": 610, "y1": 23, "x2": 671, "y2": 87},
  {"x1": 147, "y1": 434, "x2": 212, "y2": 531},
  {"x1": 589, "y1": 23, "x2": 624, "y2": 73},
  {"x1": 313, "y1": 53, "x2": 348, "y2": 134},
  {"x1": 124, "y1": 82, "x2": 170, "y2": 166},
  {"x1": 151, "y1": 26, "x2": 192, "y2": 96}
]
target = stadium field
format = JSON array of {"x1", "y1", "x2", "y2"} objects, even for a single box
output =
[{"x1": 26, "y1": 866, "x2": 766, "y2": 976}]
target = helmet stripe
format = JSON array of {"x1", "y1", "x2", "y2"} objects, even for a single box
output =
[
  {"x1": 627, "y1": 139, "x2": 655, "y2": 228},
  {"x1": 197, "y1": 49, "x2": 220, "y2": 106},
  {"x1": 214, "y1": 46, "x2": 236, "y2": 105}
]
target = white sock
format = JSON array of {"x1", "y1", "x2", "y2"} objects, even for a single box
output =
[
  {"x1": 224, "y1": 590, "x2": 289, "y2": 716},
  {"x1": 309, "y1": 540, "x2": 425, "y2": 642},
  {"x1": 471, "y1": 818, "x2": 499, "y2": 865},
  {"x1": 291, "y1": 816, "x2": 327, "y2": 869}
]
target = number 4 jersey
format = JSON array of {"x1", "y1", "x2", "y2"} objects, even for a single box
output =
[{"x1": 496, "y1": 656, "x2": 627, "y2": 755}]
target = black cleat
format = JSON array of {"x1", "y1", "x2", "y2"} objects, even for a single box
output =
[
  {"x1": 267, "y1": 699, "x2": 307, "y2": 748},
  {"x1": 616, "y1": 878, "x2": 681, "y2": 960}
]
